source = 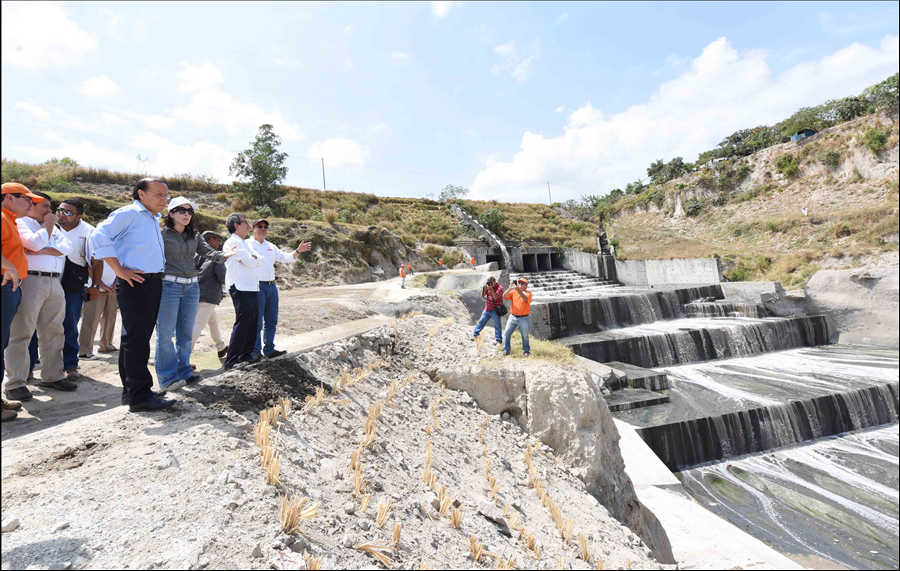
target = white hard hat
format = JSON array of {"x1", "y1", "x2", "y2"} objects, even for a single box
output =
[{"x1": 168, "y1": 196, "x2": 199, "y2": 211}]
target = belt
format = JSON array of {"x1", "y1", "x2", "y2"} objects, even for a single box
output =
[
  {"x1": 141, "y1": 273, "x2": 164, "y2": 280},
  {"x1": 163, "y1": 275, "x2": 198, "y2": 284},
  {"x1": 512, "y1": 313, "x2": 530, "y2": 318},
  {"x1": 260, "y1": 280, "x2": 276, "y2": 285},
  {"x1": 27, "y1": 271, "x2": 60, "y2": 278}
]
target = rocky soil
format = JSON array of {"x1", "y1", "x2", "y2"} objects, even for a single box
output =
[{"x1": 2, "y1": 314, "x2": 673, "y2": 570}]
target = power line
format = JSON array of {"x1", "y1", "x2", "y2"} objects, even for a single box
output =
[{"x1": 2, "y1": 119, "x2": 602, "y2": 193}]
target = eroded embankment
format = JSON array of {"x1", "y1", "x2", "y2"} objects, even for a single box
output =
[{"x1": 0, "y1": 313, "x2": 672, "y2": 570}]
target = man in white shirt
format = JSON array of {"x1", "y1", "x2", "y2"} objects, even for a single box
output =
[
  {"x1": 222, "y1": 213, "x2": 261, "y2": 370},
  {"x1": 246, "y1": 218, "x2": 311, "y2": 360},
  {"x1": 78, "y1": 235, "x2": 118, "y2": 359},
  {"x1": 56, "y1": 199, "x2": 94, "y2": 380},
  {"x1": 5, "y1": 192, "x2": 77, "y2": 401}
]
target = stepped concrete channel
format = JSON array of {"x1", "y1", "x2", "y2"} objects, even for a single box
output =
[{"x1": 522, "y1": 269, "x2": 900, "y2": 570}]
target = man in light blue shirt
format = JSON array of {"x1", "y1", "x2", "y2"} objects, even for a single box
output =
[{"x1": 89, "y1": 178, "x2": 175, "y2": 412}]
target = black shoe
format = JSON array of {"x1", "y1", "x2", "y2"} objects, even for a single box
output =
[
  {"x1": 6, "y1": 386, "x2": 33, "y2": 402},
  {"x1": 217, "y1": 346, "x2": 229, "y2": 359},
  {"x1": 249, "y1": 354, "x2": 264, "y2": 364},
  {"x1": 42, "y1": 379, "x2": 77, "y2": 392},
  {"x1": 264, "y1": 350, "x2": 287, "y2": 359},
  {"x1": 121, "y1": 390, "x2": 168, "y2": 406},
  {"x1": 129, "y1": 395, "x2": 176, "y2": 412},
  {"x1": 185, "y1": 375, "x2": 202, "y2": 386}
]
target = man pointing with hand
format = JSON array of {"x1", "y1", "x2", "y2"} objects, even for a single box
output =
[{"x1": 90, "y1": 178, "x2": 175, "y2": 412}]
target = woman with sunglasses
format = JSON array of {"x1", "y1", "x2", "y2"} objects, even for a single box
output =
[{"x1": 155, "y1": 197, "x2": 233, "y2": 391}]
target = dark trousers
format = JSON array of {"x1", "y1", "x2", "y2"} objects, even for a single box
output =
[
  {"x1": 224, "y1": 286, "x2": 259, "y2": 369},
  {"x1": 2, "y1": 282, "x2": 22, "y2": 377},
  {"x1": 116, "y1": 276, "x2": 162, "y2": 405},
  {"x1": 63, "y1": 289, "x2": 85, "y2": 370}
]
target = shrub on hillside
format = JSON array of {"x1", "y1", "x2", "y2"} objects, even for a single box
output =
[
  {"x1": 323, "y1": 209, "x2": 338, "y2": 224},
  {"x1": 736, "y1": 163, "x2": 752, "y2": 180},
  {"x1": 818, "y1": 149, "x2": 841, "y2": 168},
  {"x1": 863, "y1": 128, "x2": 888, "y2": 153},
  {"x1": 37, "y1": 177, "x2": 80, "y2": 194},
  {"x1": 423, "y1": 244, "x2": 444, "y2": 259},
  {"x1": 774, "y1": 153, "x2": 799, "y2": 177},
  {"x1": 478, "y1": 208, "x2": 505, "y2": 234},
  {"x1": 231, "y1": 198, "x2": 252, "y2": 212},
  {"x1": 683, "y1": 198, "x2": 703, "y2": 217}
]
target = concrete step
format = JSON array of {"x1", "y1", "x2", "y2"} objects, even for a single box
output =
[{"x1": 605, "y1": 389, "x2": 670, "y2": 412}]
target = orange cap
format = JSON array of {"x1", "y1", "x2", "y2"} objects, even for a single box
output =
[
  {"x1": 1, "y1": 182, "x2": 44, "y2": 202},
  {"x1": 517, "y1": 278, "x2": 528, "y2": 285}
]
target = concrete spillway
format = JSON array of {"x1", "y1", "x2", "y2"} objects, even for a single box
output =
[
  {"x1": 562, "y1": 316, "x2": 832, "y2": 368},
  {"x1": 610, "y1": 346, "x2": 899, "y2": 469}
]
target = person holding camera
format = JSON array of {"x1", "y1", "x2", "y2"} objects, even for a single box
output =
[
  {"x1": 503, "y1": 278, "x2": 532, "y2": 356},
  {"x1": 473, "y1": 276, "x2": 505, "y2": 345}
]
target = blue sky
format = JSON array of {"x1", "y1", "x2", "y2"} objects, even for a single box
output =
[{"x1": 2, "y1": 1, "x2": 898, "y2": 203}]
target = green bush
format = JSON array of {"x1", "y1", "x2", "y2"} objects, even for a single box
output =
[
  {"x1": 818, "y1": 149, "x2": 841, "y2": 168},
  {"x1": 736, "y1": 163, "x2": 752, "y2": 180},
  {"x1": 864, "y1": 129, "x2": 888, "y2": 153},
  {"x1": 478, "y1": 208, "x2": 506, "y2": 234},
  {"x1": 37, "y1": 178, "x2": 80, "y2": 194},
  {"x1": 683, "y1": 198, "x2": 703, "y2": 217},
  {"x1": 774, "y1": 153, "x2": 799, "y2": 177}
]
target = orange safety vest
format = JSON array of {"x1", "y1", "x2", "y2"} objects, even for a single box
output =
[{"x1": 400, "y1": 267, "x2": 406, "y2": 277}]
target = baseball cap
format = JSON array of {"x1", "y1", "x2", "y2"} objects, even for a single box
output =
[
  {"x1": 202, "y1": 230, "x2": 223, "y2": 242},
  {"x1": 1, "y1": 182, "x2": 44, "y2": 203},
  {"x1": 252, "y1": 218, "x2": 269, "y2": 227},
  {"x1": 168, "y1": 196, "x2": 198, "y2": 211},
  {"x1": 517, "y1": 278, "x2": 529, "y2": 285}
]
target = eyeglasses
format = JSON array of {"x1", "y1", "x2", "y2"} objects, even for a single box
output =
[
  {"x1": 142, "y1": 190, "x2": 169, "y2": 200},
  {"x1": 56, "y1": 208, "x2": 77, "y2": 216},
  {"x1": 254, "y1": 224, "x2": 269, "y2": 229},
  {"x1": 7, "y1": 193, "x2": 33, "y2": 204},
  {"x1": 171, "y1": 207, "x2": 194, "y2": 215}
]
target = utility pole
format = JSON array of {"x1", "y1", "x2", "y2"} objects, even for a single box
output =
[
  {"x1": 547, "y1": 182, "x2": 552, "y2": 205},
  {"x1": 321, "y1": 158, "x2": 327, "y2": 191}
]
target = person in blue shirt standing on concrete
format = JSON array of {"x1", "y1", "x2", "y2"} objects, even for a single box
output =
[{"x1": 90, "y1": 178, "x2": 175, "y2": 412}]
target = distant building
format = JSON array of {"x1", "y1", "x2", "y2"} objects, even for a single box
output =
[{"x1": 790, "y1": 129, "x2": 817, "y2": 141}]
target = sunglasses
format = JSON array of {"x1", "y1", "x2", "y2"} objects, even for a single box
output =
[
  {"x1": 255, "y1": 224, "x2": 269, "y2": 229},
  {"x1": 56, "y1": 208, "x2": 77, "y2": 216},
  {"x1": 171, "y1": 207, "x2": 194, "y2": 215},
  {"x1": 8, "y1": 193, "x2": 33, "y2": 203}
]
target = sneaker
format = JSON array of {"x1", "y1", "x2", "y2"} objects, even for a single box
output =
[
  {"x1": 523, "y1": 353, "x2": 531, "y2": 357},
  {"x1": 217, "y1": 346, "x2": 229, "y2": 359},
  {"x1": 42, "y1": 379, "x2": 78, "y2": 391},
  {"x1": 78, "y1": 353, "x2": 98, "y2": 360},
  {"x1": 65, "y1": 369, "x2": 81, "y2": 381},
  {"x1": 6, "y1": 386, "x2": 33, "y2": 402},
  {"x1": 264, "y1": 350, "x2": 287, "y2": 359},
  {"x1": 129, "y1": 395, "x2": 176, "y2": 413},
  {"x1": 160, "y1": 379, "x2": 186, "y2": 392},
  {"x1": 121, "y1": 390, "x2": 168, "y2": 407},
  {"x1": 2, "y1": 409, "x2": 17, "y2": 422},
  {"x1": 185, "y1": 375, "x2": 202, "y2": 386},
  {"x1": 502, "y1": 351, "x2": 510, "y2": 356}
]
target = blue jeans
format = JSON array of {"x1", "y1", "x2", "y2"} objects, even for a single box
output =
[
  {"x1": 63, "y1": 288, "x2": 85, "y2": 370},
  {"x1": 155, "y1": 280, "x2": 200, "y2": 387},
  {"x1": 473, "y1": 309, "x2": 503, "y2": 344},
  {"x1": 252, "y1": 282, "x2": 279, "y2": 357},
  {"x1": 503, "y1": 315, "x2": 531, "y2": 355},
  {"x1": 2, "y1": 282, "x2": 22, "y2": 376}
]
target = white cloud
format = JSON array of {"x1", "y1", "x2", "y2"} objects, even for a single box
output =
[
  {"x1": 345, "y1": 24, "x2": 355, "y2": 35},
  {"x1": 308, "y1": 138, "x2": 370, "y2": 167},
  {"x1": 391, "y1": 52, "x2": 410, "y2": 61},
  {"x1": 555, "y1": 105, "x2": 566, "y2": 113},
  {"x1": 172, "y1": 89, "x2": 304, "y2": 142},
  {"x1": 177, "y1": 62, "x2": 225, "y2": 93},
  {"x1": 474, "y1": 24, "x2": 494, "y2": 43},
  {"x1": 13, "y1": 102, "x2": 50, "y2": 121},
  {"x1": 431, "y1": 1, "x2": 460, "y2": 18},
  {"x1": 78, "y1": 75, "x2": 124, "y2": 99},
  {"x1": 491, "y1": 40, "x2": 540, "y2": 82},
  {"x1": 1, "y1": 2, "x2": 98, "y2": 70},
  {"x1": 472, "y1": 35, "x2": 900, "y2": 203},
  {"x1": 99, "y1": 9, "x2": 123, "y2": 41},
  {"x1": 553, "y1": 12, "x2": 569, "y2": 27}
]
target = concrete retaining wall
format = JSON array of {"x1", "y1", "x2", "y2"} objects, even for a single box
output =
[
  {"x1": 562, "y1": 249, "x2": 601, "y2": 278},
  {"x1": 616, "y1": 258, "x2": 721, "y2": 286}
]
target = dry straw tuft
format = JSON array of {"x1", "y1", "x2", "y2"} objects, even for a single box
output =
[
  {"x1": 579, "y1": 533, "x2": 592, "y2": 563},
  {"x1": 279, "y1": 397, "x2": 291, "y2": 420},
  {"x1": 555, "y1": 556, "x2": 566, "y2": 570},
  {"x1": 254, "y1": 420, "x2": 271, "y2": 449},
  {"x1": 359, "y1": 493, "x2": 370, "y2": 513},
  {"x1": 266, "y1": 453, "x2": 281, "y2": 485},
  {"x1": 439, "y1": 496, "x2": 453, "y2": 517},
  {"x1": 353, "y1": 463, "x2": 364, "y2": 497},
  {"x1": 280, "y1": 494, "x2": 317, "y2": 534},
  {"x1": 393, "y1": 522, "x2": 401, "y2": 548},
  {"x1": 502, "y1": 502, "x2": 510, "y2": 518},
  {"x1": 355, "y1": 542, "x2": 393, "y2": 568},
  {"x1": 376, "y1": 498, "x2": 393, "y2": 528},
  {"x1": 563, "y1": 518, "x2": 575, "y2": 544},
  {"x1": 450, "y1": 507, "x2": 464, "y2": 528},
  {"x1": 596, "y1": 557, "x2": 605, "y2": 570},
  {"x1": 484, "y1": 458, "x2": 491, "y2": 479},
  {"x1": 420, "y1": 560, "x2": 434, "y2": 570},
  {"x1": 303, "y1": 551, "x2": 322, "y2": 570},
  {"x1": 469, "y1": 536, "x2": 484, "y2": 563}
]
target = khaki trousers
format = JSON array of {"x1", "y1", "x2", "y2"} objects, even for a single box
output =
[
  {"x1": 191, "y1": 302, "x2": 226, "y2": 352},
  {"x1": 78, "y1": 291, "x2": 118, "y2": 355},
  {"x1": 4, "y1": 275, "x2": 66, "y2": 389}
]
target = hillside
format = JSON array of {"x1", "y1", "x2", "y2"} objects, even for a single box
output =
[{"x1": 601, "y1": 111, "x2": 899, "y2": 287}]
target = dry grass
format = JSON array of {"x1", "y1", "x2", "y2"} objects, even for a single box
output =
[
  {"x1": 393, "y1": 522, "x2": 402, "y2": 548},
  {"x1": 469, "y1": 536, "x2": 484, "y2": 563},
  {"x1": 359, "y1": 493, "x2": 370, "y2": 513},
  {"x1": 280, "y1": 494, "x2": 318, "y2": 534},
  {"x1": 450, "y1": 507, "x2": 464, "y2": 528},
  {"x1": 376, "y1": 498, "x2": 393, "y2": 528},
  {"x1": 579, "y1": 533, "x2": 592, "y2": 563},
  {"x1": 354, "y1": 542, "x2": 393, "y2": 568},
  {"x1": 303, "y1": 551, "x2": 323, "y2": 570}
]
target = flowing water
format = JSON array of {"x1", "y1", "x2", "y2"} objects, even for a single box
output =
[{"x1": 679, "y1": 426, "x2": 899, "y2": 570}]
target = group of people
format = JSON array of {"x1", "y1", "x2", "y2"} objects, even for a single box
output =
[
  {"x1": 473, "y1": 275, "x2": 532, "y2": 356},
  {"x1": 1, "y1": 179, "x2": 309, "y2": 420}
]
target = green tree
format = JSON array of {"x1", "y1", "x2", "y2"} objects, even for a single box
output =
[
  {"x1": 439, "y1": 184, "x2": 469, "y2": 202},
  {"x1": 229, "y1": 124, "x2": 288, "y2": 207},
  {"x1": 44, "y1": 157, "x2": 78, "y2": 167},
  {"x1": 478, "y1": 208, "x2": 505, "y2": 234}
]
